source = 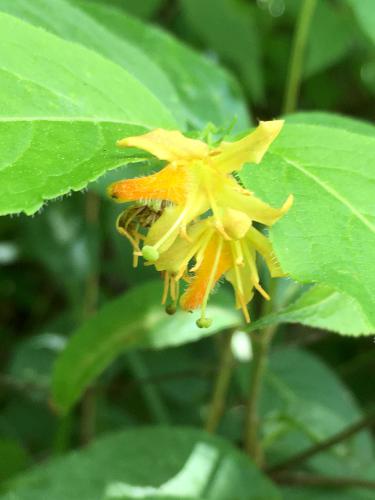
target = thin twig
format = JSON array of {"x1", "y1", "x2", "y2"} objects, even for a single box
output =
[
  {"x1": 273, "y1": 472, "x2": 375, "y2": 489},
  {"x1": 205, "y1": 330, "x2": 235, "y2": 433},
  {"x1": 267, "y1": 411, "x2": 375, "y2": 474}
]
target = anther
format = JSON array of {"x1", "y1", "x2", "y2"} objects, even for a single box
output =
[
  {"x1": 165, "y1": 304, "x2": 177, "y2": 315},
  {"x1": 196, "y1": 317, "x2": 212, "y2": 328}
]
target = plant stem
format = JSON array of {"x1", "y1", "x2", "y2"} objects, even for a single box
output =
[
  {"x1": 80, "y1": 191, "x2": 101, "y2": 445},
  {"x1": 244, "y1": 279, "x2": 278, "y2": 465},
  {"x1": 267, "y1": 411, "x2": 375, "y2": 474},
  {"x1": 205, "y1": 330, "x2": 235, "y2": 433},
  {"x1": 283, "y1": 0, "x2": 317, "y2": 114},
  {"x1": 126, "y1": 351, "x2": 171, "y2": 424},
  {"x1": 272, "y1": 472, "x2": 375, "y2": 489},
  {"x1": 244, "y1": 325, "x2": 276, "y2": 465}
]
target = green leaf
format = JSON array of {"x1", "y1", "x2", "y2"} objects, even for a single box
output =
[
  {"x1": 285, "y1": 111, "x2": 375, "y2": 136},
  {"x1": 303, "y1": 0, "x2": 354, "y2": 79},
  {"x1": 52, "y1": 281, "x2": 240, "y2": 414},
  {"x1": 77, "y1": 0, "x2": 250, "y2": 131},
  {"x1": 248, "y1": 284, "x2": 374, "y2": 336},
  {"x1": 0, "y1": 12, "x2": 176, "y2": 216},
  {"x1": 240, "y1": 117, "x2": 375, "y2": 326},
  {"x1": 87, "y1": 0, "x2": 164, "y2": 19},
  {"x1": 0, "y1": 0, "x2": 186, "y2": 126},
  {"x1": 1, "y1": 428, "x2": 280, "y2": 500},
  {"x1": 235, "y1": 347, "x2": 374, "y2": 476},
  {"x1": 346, "y1": 0, "x2": 375, "y2": 45},
  {"x1": 179, "y1": 0, "x2": 264, "y2": 104}
]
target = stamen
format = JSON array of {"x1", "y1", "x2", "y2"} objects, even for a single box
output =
[
  {"x1": 206, "y1": 189, "x2": 231, "y2": 240},
  {"x1": 153, "y1": 204, "x2": 190, "y2": 251},
  {"x1": 162, "y1": 272, "x2": 169, "y2": 305},
  {"x1": 233, "y1": 240, "x2": 245, "y2": 266},
  {"x1": 242, "y1": 241, "x2": 270, "y2": 301},
  {"x1": 190, "y1": 230, "x2": 214, "y2": 273},
  {"x1": 230, "y1": 243, "x2": 250, "y2": 323}
]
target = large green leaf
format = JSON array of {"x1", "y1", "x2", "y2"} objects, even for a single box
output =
[
  {"x1": 88, "y1": 0, "x2": 164, "y2": 19},
  {"x1": 248, "y1": 284, "x2": 373, "y2": 336},
  {"x1": 77, "y1": 0, "x2": 250, "y2": 130},
  {"x1": 179, "y1": 0, "x2": 263, "y2": 104},
  {"x1": 52, "y1": 281, "x2": 240, "y2": 414},
  {"x1": 0, "y1": 0, "x2": 186, "y2": 126},
  {"x1": 0, "y1": 12, "x2": 176, "y2": 216},
  {"x1": 240, "y1": 117, "x2": 375, "y2": 326},
  {"x1": 0, "y1": 428, "x2": 280, "y2": 500}
]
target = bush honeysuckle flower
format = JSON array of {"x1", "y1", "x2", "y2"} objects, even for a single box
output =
[{"x1": 108, "y1": 121, "x2": 293, "y2": 326}]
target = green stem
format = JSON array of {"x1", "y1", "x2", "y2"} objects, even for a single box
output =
[
  {"x1": 244, "y1": 325, "x2": 276, "y2": 465},
  {"x1": 244, "y1": 280, "x2": 278, "y2": 465},
  {"x1": 80, "y1": 191, "x2": 101, "y2": 445},
  {"x1": 126, "y1": 351, "x2": 171, "y2": 424},
  {"x1": 205, "y1": 330, "x2": 235, "y2": 433},
  {"x1": 283, "y1": 0, "x2": 317, "y2": 114}
]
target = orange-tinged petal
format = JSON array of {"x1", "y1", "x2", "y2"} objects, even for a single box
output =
[
  {"x1": 180, "y1": 236, "x2": 232, "y2": 311},
  {"x1": 117, "y1": 129, "x2": 209, "y2": 162},
  {"x1": 107, "y1": 165, "x2": 187, "y2": 204},
  {"x1": 213, "y1": 120, "x2": 284, "y2": 173}
]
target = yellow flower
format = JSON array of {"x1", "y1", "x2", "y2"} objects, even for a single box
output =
[
  {"x1": 108, "y1": 121, "x2": 292, "y2": 261},
  {"x1": 154, "y1": 218, "x2": 285, "y2": 325},
  {"x1": 108, "y1": 121, "x2": 293, "y2": 325}
]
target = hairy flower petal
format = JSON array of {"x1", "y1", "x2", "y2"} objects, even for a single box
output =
[
  {"x1": 107, "y1": 165, "x2": 187, "y2": 204},
  {"x1": 117, "y1": 128, "x2": 209, "y2": 162},
  {"x1": 213, "y1": 120, "x2": 284, "y2": 173}
]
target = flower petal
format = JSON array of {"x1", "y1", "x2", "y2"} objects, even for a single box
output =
[
  {"x1": 246, "y1": 226, "x2": 285, "y2": 277},
  {"x1": 213, "y1": 120, "x2": 284, "y2": 173},
  {"x1": 221, "y1": 185, "x2": 293, "y2": 226},
  {"x1": 107, "y1": 165, "x2": 187, "y2": 204},
  {"x1": 155, "y1": 221, "x2": 208, "y2": 275},
  {"x1": 180, "y1": 236, "x2": 232, "y2": 311},
  {"x1": 117, "y1": 129, "x2": 209, "y2": 162}
]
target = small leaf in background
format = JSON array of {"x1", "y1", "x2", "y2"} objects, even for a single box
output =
[
  {"x1": 0, "y1": 428, "x2": 280, "y2": 500},
  {"x1": 236, "y1": 347, "x2": 374, "y2": 475},
  {"x1": 77, "y1": 0, "x2": 251, "y2": 131},
  {"x1": 179, "y1": 0, "x2": 264, "y2": 104},
  {"x1": 248, "y1": 284, "x2": 374, "y2": 336},
  {"x1": 240, "y1": 114, "x2": 375, "y2": 327},
  {"x1": 52, "y1": 281, "x2": 240, "y2": 414},
  {"x1": 303, "y1": 0, "x2": 354, "y2": 79},
  {"x1": 346, "y1": 0, "x2": 375, "y2": 46},
  {"x1": 0, "y1": 11, "x2": 176, "y2": 216},
  {"x1": 0, "y1": 439, "x2": 29, "y2": 486}
]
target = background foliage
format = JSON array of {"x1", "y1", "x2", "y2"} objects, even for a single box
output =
[{"x1": 0, "y1": 0, "x2": 374, "y2": 499}]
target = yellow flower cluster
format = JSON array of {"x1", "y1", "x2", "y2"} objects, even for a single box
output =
[{"x1": 108, "y1": 121, "x2": 292, "y2": 327}]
